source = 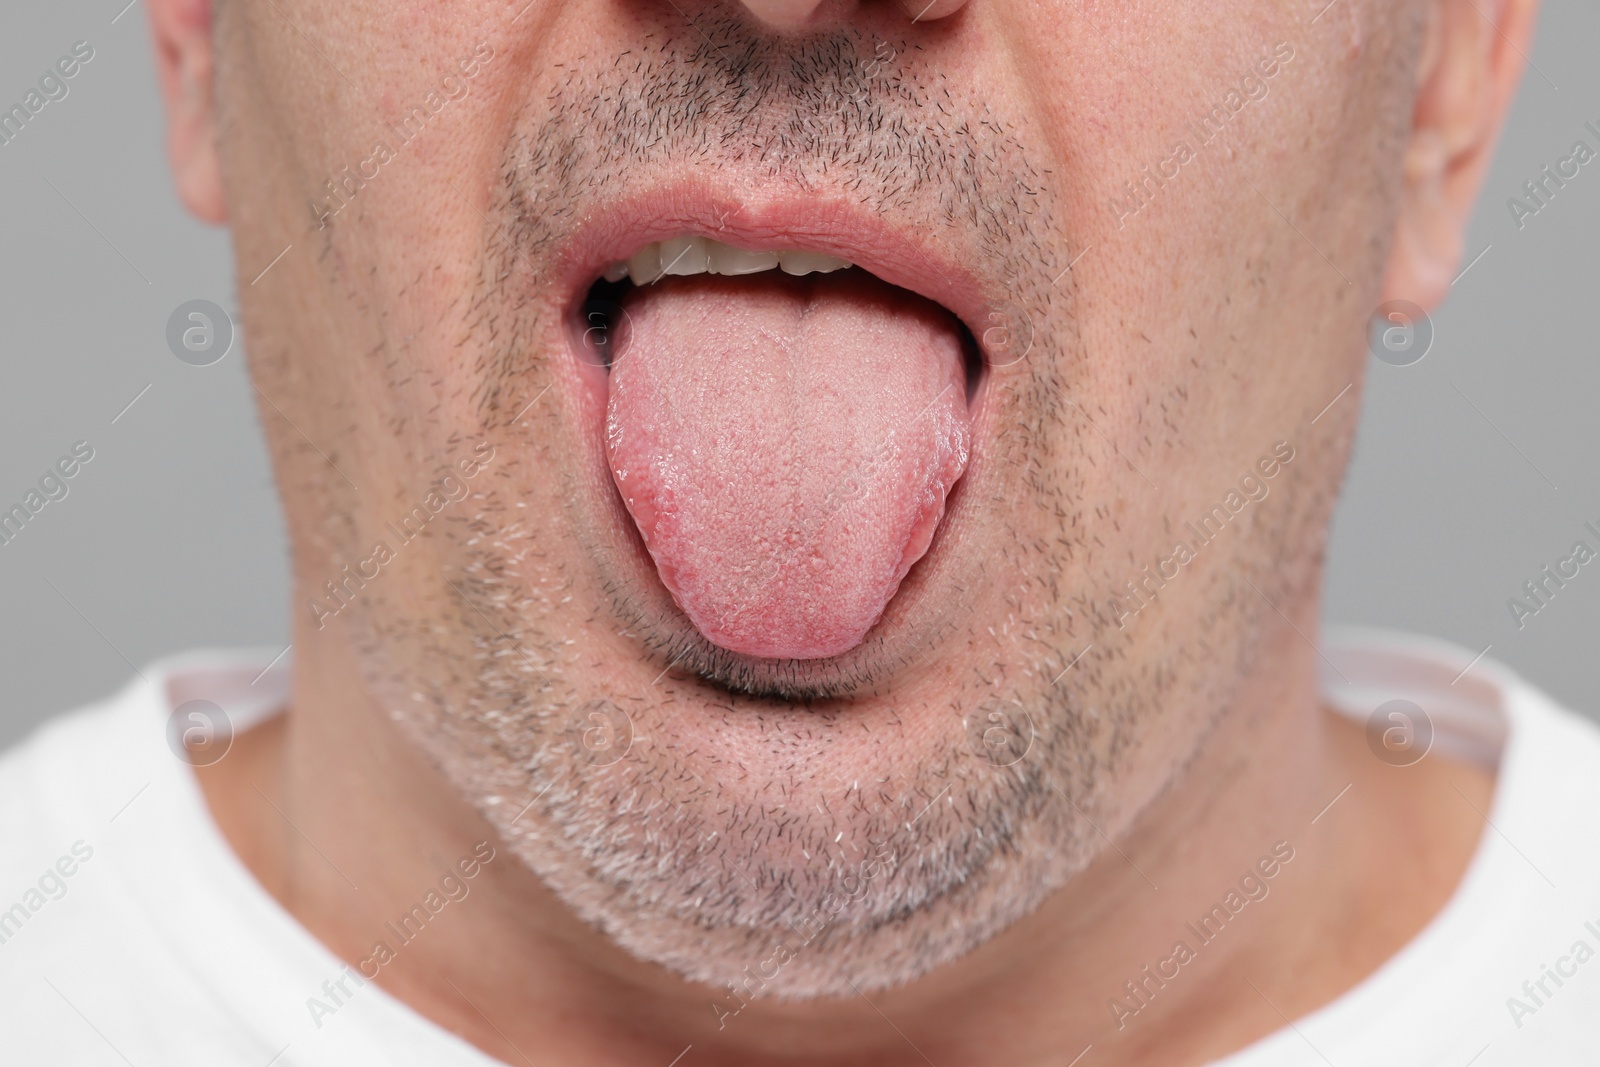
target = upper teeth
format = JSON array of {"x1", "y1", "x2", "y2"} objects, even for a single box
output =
[{"x1": 604, "y1": 238, "x2": 852, "y2": 285}]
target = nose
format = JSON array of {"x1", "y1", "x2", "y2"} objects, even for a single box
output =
[
  {"x1": 733, "y1": 0, "x2": 969, "y2": 32},
  {"x1": 895, "y1": 0, "x2": 968, "y2": 20}
]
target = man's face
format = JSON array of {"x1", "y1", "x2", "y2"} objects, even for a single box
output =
[{"x1": 215, "y1": 0, "x2": 1417, "y2": 994}]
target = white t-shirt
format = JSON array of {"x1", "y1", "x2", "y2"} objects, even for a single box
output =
[{"x1": 0, "y1": 631, "x2": 1597, "y2": 1065}]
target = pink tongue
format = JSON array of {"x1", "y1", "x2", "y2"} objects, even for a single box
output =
[{"x1": 605, "y1": 271, "x2": 971, "y2": 660}]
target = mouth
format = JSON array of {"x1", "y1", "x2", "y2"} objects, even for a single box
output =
[{"x1": 557, "y1": 197, "x2": 1002, "y2": 682}]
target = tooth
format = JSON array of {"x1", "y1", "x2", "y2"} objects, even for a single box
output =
[
  {"x1": 708, "y1": 242, "x2": 780, "y2": 276},
  {"x1": 628, "y1": 243, "x2": 663, "y2": 285},
  {"x1": 621, "y1": 240, "x2": 852, "y2": 283},
  {"x1": 660, "y1": 236, "x2": 710, "y2": 276},
  {"x1": 779, "y1": 251, "x2": 852, "y2": 276}
]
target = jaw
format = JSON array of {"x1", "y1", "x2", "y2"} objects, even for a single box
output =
[
  {"x1": 226, "y1": 0, "x2": 1387, "y2": 1020},
  {"x1": 381, "y1": 53, "x2": 1099, "y2": 991},
  {"x1": 401, "y1": 153, "x2": 1099, "y2": 997}
]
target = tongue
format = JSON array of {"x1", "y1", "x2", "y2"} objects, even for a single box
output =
[{"x1": 605, "y1": 270, "x2": 971, "y2": 660}]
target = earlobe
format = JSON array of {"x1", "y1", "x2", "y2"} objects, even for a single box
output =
[
  {"x1": 147, "y1": 0, "x2": 226, "y2": 224},
  {"x1": 1380, "y1": 0, "x2": 1540, "y2": 310},
  {"x1": 1384, "y1": 129, "x2": 1461, "y2": 310}
]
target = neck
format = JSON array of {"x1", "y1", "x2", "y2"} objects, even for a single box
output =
[{"x1": 197, "y1": 595, "x2": 1491, "y2": 1066}]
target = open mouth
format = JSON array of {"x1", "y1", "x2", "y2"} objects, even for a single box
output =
[{"x1": 573, "y1": 233, "x2": 984, "y2": 663}]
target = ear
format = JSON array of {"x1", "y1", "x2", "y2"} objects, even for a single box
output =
[
  {"x1": 147, "y1": 0, "x2": 225, "y2": 224},
  {"x1": 1381, "y1": 0, "x2": 1540, "y2": 309}
]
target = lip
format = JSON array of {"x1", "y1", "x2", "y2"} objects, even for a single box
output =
[
  {"x1": 551, "y1": 179, "x2": 1016, "y2": 366},
  {"x1": 542, "y1": 178, "x2": 1018, "y2": 698}
]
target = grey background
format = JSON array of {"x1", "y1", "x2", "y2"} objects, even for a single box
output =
[{"x1": 1, "y1": 2, "x2": 1597, "y2": 748}]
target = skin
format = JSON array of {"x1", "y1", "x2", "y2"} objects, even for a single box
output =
[{"x1": 152, "y1": 0, "x2": 1537, "y2": 1062}]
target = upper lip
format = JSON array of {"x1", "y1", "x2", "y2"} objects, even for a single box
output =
[{"x1": 552, "y1": 178, "x2": 1003, "y2": 353}]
